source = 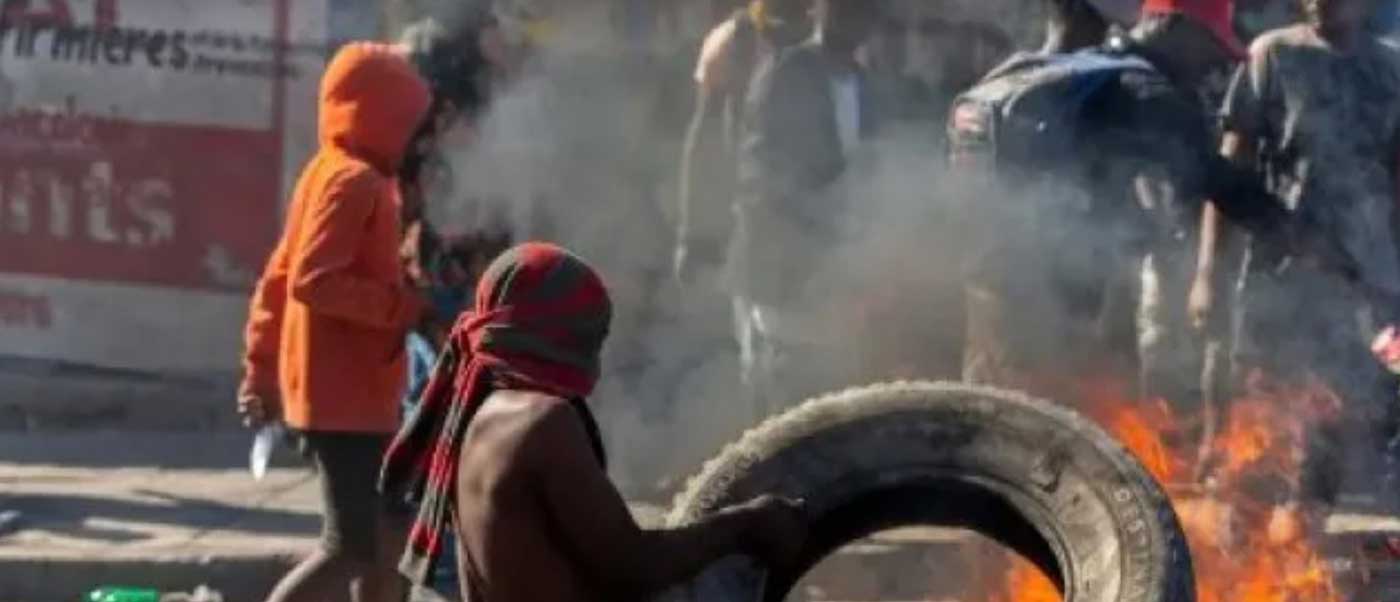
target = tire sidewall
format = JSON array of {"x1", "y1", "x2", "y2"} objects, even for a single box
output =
[{"x1": 666, "y1": 382, "x2": 1193, "y2": 602}]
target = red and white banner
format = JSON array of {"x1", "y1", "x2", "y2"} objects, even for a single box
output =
[
  {"x1": 0, "y1": 0, "x2": 330, "y2": 373},
  {"x1": 0, "y1": 115, "x2": 279, "y2": 290}
]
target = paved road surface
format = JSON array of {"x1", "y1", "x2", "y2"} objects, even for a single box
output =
[{"x1": 5, "y1": 432, "x2": 1400, "y2": 602}]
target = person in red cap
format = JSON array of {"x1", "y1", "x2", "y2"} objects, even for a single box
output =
[
  {"x1": 1191, "y1": 0, "x2": 1400, "y2": 520},
  {"x1": 1141, "y1": 0, "x2": 1247, "y2": 57},
  {"x1": 1124, "y1": 0, "x2": 1245, "y2": 82},
  {"x1": 950, "y1": 0, "x2": 1296, "y2": 403},
  {"x1": 1125, "y1": 0, "x2": 1248, "y2": 446},
  {"x1": 1044, "y1": 0, "x2": 1142, "y2": 55}
]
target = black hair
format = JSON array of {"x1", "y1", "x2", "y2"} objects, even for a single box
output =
[
  {"x1": 1047, "y1": 0, "x2": 1108, "y2": 26},
  {"x1": 399, "y1": 14, "x2": 494, "y2": 116},
  {"x1": 399, "y1": 124, "x2": 447, "y2": 204}
]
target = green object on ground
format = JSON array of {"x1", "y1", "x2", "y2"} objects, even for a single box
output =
[{"x1": 86, "y1": 587, "x2": 160, "y2": 602}]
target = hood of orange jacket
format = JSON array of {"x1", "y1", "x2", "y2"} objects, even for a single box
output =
[{"x1": 319, "y1": 42, "x2": 432, "y2": 174}]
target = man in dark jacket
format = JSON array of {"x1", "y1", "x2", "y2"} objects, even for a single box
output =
[
  {"x1": 1040, "y1": 0, "x2": 1141, "y2": 55},
  {"x1": 1127, "y1": 0, "x2": 1243, "y2": 420},
  {"x1": 952, "y1": 0, "x2": 1291, "y2": 403},
  {"x1": 728, "y1": 0, "x2": 880, "y2": 418},
  {"x1": 1192, "y1": 0, "x2": 1400, "y2": 514},
  {"x1": 674, "y1": 0, "x2": 813, "y2": 284}
]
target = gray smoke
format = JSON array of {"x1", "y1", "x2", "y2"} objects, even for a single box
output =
[
  {"x1": 412, "y1": 0, "x2": 1398, "y2": 510},
  {"x1": 409, "y1": 1, "x2": 1058, "y2": 491}
]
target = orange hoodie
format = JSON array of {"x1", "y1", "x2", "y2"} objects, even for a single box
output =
[{"x1": 242, "y1": 43, "x2": 432, "y2": 433}]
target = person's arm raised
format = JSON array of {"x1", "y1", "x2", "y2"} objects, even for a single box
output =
[{"x1": 525, "y1": 402, "x2": 804, "y2": 601}]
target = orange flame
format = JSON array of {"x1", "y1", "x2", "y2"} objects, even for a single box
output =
[
  {"x1": 998, "y1": 373, "x2": 1343, "y2": 602},
  {"x1": 998, "y1": 557, "x2": 1060, "y2": 602},
  {"x1": 1090, "y1": 398, "x2": 1184, "y2": 484}
]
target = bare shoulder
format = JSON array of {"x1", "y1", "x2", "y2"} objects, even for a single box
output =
[
  {"x1": 477, "y1": 390, "x2": 581, "y2": 452},
  {"x1": 700, "y1": 18, "x2": 739, "y2": 64},
  {"x1": 696, "y1": 18, "x2": 739, "y2": 88},
  {"x1": 1247, "y1": 23, "x2": 1314, "y2": 57}
]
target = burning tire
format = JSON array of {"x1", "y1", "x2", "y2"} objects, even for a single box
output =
[{"x1": 665, "y1": 381, "x2": 1194, "y2": 602}]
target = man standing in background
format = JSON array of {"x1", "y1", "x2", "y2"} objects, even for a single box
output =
[
  {"x1": 238, "y1": 42, "x2": 431, "y2": 602},
  {"x1": 952, "y1": 0, "x2": 1295, "y2": 404},
  {"x1": 1130, "y1": 0, "x2": 1241, "y2": 434},
  {"x1": 1191, "y1": 0, "x2": 1400, "y2": 517},
  {"x1": 730, "y1": 0, "x2": 880, "y2": 416},
  {"x1": 674, "y1": 0, "x2": 814, "y2": 284},
  {"x1": 1039, "y1": 0, "x2": 1140, "y2": 56},
  {"x1": 955, "y1": 0, "x2": 1140, "y2": 398}
]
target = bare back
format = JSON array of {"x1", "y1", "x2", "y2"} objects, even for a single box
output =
[{"x1": 453, "y1": 390, "x2": 601, "y2": 602}]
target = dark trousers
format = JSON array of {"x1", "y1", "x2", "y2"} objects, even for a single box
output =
[{"x1": 1233, "y1": 266, "x2": 1399, "y2": 505}]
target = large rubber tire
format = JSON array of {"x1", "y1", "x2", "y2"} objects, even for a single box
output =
[{"x1": 664, "y1": 381, "x2": 1194, "y2": 602}]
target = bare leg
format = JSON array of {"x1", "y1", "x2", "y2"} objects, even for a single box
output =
[
  {"x1": 353, "y1": 511, "x2": 410, "y2": 602},
  {"x1": 265, "y1": 548, "x2": 364, "y2": 602},
  {"x1": 288, "y1": 433, "x2": 402, "y2": 602}
]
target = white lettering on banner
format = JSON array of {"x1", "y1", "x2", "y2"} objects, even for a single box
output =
[
  {"x1": 0, "y1": 0, "x2": 333, "y2": 372},
  {"x1": 0, "y1": 163, "x2": 175, "y2": 250},
  {"x1": 0, "y1": 94, "x2": 276, "y2": 291},
  {"x1": 48, "y1": 170, "x2": 72, "y2": 239}
]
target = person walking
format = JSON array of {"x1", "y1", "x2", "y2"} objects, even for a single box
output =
[
  {"x1": 728, "y1": 0, "x2": 883, "y2": 418},
  {"x1": 239, "y1": 42, "x2": 432, "y2": 602}
]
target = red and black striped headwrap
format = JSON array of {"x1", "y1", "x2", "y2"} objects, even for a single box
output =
[{"x1": 380, "y1": 241, "x2": 612, "y2": 585}]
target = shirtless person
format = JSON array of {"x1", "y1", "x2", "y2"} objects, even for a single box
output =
[
  {"x1": 674, "y1": 0, "x2": 813, "y2": 284},
  {"x1": 382, "y1": 242, "x2": 806, "y2": 601}
]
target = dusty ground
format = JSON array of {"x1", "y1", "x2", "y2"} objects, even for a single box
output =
[
  {"x1": 0, "y1": 432, "x2": 314, "y2": 601},
  {"x1": 0, "y1": 431, "x2": 672, "y2": 602},
  {"x1": 5, "y1": 431, "x2": 1400, "y2": 602}
]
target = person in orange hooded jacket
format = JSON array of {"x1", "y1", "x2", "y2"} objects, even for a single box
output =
[{"x1": 238, "y1": 42, "x2": 431, "y2": 602}]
